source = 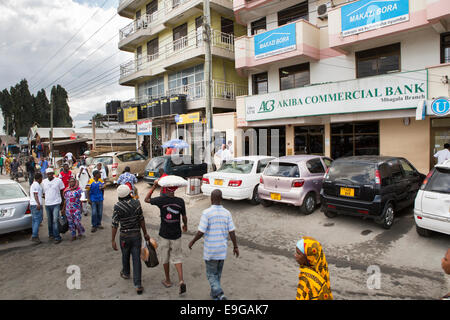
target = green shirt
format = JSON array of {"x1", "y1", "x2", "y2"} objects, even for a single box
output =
[{"x1": 0, "y1": 157, "x2": 3, "y2": 166}]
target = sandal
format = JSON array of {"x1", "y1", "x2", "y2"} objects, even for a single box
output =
[
  {"x1": 161, "y1": 280, "x2": 172, "y2": 288},
  {"x1": 120, "y1": 271, "x2": 130, "y2": 280},
  {"x1": 179, "y1": 282, "x2": 186, "y2": 295}
]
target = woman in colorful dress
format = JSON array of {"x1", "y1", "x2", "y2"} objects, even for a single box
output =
[
  {"x1": 62, "y1": 176, "x2": 85, "y2": 241},
  {"x1": 295, "y1": 236, "x2": 333, "y2": 300}
]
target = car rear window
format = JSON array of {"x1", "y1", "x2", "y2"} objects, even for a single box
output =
[
  {"x1": 218, "y1": 160, "x2": 254, "y2": 174},
  {"x1": 93, "y1": 156, "x2": 113, "y2": 165},
  {"x1": 327, "y1": 162, "x2": 375, "y2": 184},
  {"x1": 426, "y1": 167, "x2": 450, "y2": 194},
  {"x1": 146, "y1": 157, "x2": 165, "y2": 170},
  {"x1": 0, "y1": 184, "x2": 27, "y2": 200},
  {"x1": 264, "y1": 162, "x2": 300, "y2": 178}
]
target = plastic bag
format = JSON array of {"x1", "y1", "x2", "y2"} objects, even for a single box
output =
[
  {"x1": 58, "y1": 214, "x2": 69, "y2": 234},
  {"x1": 141, "y1": 239, "x2": 159, "y2": 268}
]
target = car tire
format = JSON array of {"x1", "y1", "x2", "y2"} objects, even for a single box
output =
[
  {"x1": 300, "y1": 193, "x2": 316, "y2": 215},
  {"x1": 378, "y1": 202, "x2": 395, "y2": 229},
  {"x1": 260, "y1": 199, "x2": 273, "y2": 207},
  {"x1": 416, "y1": 224, "x2": 432, "y2": 237},
  {"x1": 324, "y1": 210, "x2": 337, "y2": 218},
  {"x1": 249, "y1": 186, "x2": 260, "y2": 205}
]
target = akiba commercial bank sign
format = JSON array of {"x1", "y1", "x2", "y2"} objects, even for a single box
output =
[
  {"x1": 254, "y1": 23, "x2": 296, "y2": 60},
  {"x1": 245, "y1": 70, "x2": 427, "y2": 121},
  {"x1": 341, "y1": 0, "x2": 409, "y2": 37}
]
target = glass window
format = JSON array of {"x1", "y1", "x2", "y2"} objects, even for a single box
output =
[
  {"x1": 257, "y1": 159, "x2": 272, "y2": 173},
  {"x1": 146, "y1": 0, "x2": 157, "y2": 15},
  {"x1": 264, "y1": 162, "x2": 300, "y2": 177},
  {"x1": 294, "y1": 126, "x2": 324, "y2": 155},
  {"x1": 331, "y1": 122, "x2": 379, "y2": 160},
  {"x1": 138, "y1": 77, "x2": 164, "y2": 102},
  {"x1": 251, "y1": 17, "x2": 266, "y2": 35},
  {"x1": 147, "y1": 38, "x2": 159, "y2": 59},
  {"x1": 168, "y1": 64, "x2": 204, "y2": 96},
  {"x1": 327, "y1": 162, "x2": 376, "y2": 184},
  {"x1": 279, "y1": 63, "x2": 310, "y2": 90},
  {"x1": 252, "y1": 72, "x2": 268, "y2": 94},
  {"x1": 0, "y1": 184, "x2": 27, "y2": 200},
  {"x1": 218, "y1": 160, "x2": 254, "y2": 174},
  {"x1": 221, "y1": 17, "x2": 233, "y2": 35},
  {"x1": 146, "y1": 157, "x2": 165, "y2": 170},
  {"x1": 356, "y1": 43, "x2": 400, "y2": 78},
  {"x1": 306, "y1": 158, "x2": 325, "y2": 174},
  {"x1": 323, "y1": 158, "x2": 333, "y2": 169},
  {"x1": 441, "y1": 33, "x2": 450, "y2": 63},
  {"x1": 400, "y1": 159, "x2": 415, "y2": 176},
  {"x1": 173, "y1": 23, "x2": 188, "y2": 51},
  {"x1": 425, "y1": 167, "x2": 450, "y2": 194},
  {"x1": 387, "y1": 160, "x2": 404, "y2": 182},
  {"x1": 278, "y1": 2, "x2": 308, "y2": 26},
  {"x1": 93, "y1": 156, "x2": 113, "y2": 165}
]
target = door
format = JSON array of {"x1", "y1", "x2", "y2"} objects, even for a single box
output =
[
  {"x1": 294, "y1": 126, "x2": 324, "y2": 155},
  {"x1": 146, "y1": 0, "x2": 157, "y2": 22},
  {"x1": 399, "y1": 158, "x2": 422, "y2": 206},
  {"x1": 430, "y1": 117, "x2": 450, "y2": 169},
  {"x1": 221, "y1": 17, "x2": 233, "y2": 44},
  {"x1": 136, "y1": 46, "x2": 143, "y2": 70},
  {"x1": 195, "y1": 16, "x2": 203, "y2": 47},
  {"x1": 173, "y1": 23, "x2": 187, "y2": 52},
  {"x1": 420, "y1": 166, "x2": 450, "y2": 227},
  {"x1": 387, "y1": 159, "x2": 408, "y2": 209},
  {"x1": 305, "y1": 158, "x2": 326, "y2": 196}
]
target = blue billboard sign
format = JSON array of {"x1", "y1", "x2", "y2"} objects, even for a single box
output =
[
  {"x1": 341, "y1": 0, "x2": 409, "y2": 37},
  {"x1": 254, "y1": 23, "x2": 296, "y2": 60}
]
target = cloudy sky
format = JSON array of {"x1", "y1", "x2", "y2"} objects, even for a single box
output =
[{"x1": 0, "y1": 0, "x2": 135, "y2": 130}]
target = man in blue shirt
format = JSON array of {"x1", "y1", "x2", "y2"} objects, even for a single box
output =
[
  {"x1": 86, "y1": 170, "x2": 105, "y2": 233},
  {"x1": 39, "y1": 157, "x2": 48, "y2": 177},
  {"x1": 117, "y1": 166, "x2": 138, "y2": 198},
  {"x1": 189, "y1": 189, "x2": 239, "y2": 300}
]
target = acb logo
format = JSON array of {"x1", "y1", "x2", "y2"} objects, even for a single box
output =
[{"x1": 258, "y1": 100, "x2": 275, "y2": 113}]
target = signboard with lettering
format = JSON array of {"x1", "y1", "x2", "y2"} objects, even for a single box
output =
[
  {"x1": 124, "y1": 107, "x2": 138, "y2": 122},
  {"x1": 254, "y1": 23, "x2": 296, "y2": 60},
  {"x1": 19, "y1": 137, "x2": 28, "y2": 145},
  {"x1": 341, "y1": 0, "x2": 409, "y2": 37},
  {"x1": 175, "y1": 112, "x2": 200, "y2": 125},
  {"x1": 245, "y1": 70, "x2": 427, "y2": 121},
  {"x1": 137, "y1": 119, "x2": 152, "y2": 136}
]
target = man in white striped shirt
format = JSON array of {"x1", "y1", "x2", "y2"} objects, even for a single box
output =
[{"x1": 189, "y1": 189, "x2": 239, "y2": 300}]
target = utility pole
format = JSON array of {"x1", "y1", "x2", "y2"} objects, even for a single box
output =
[
  {"x1": 203, "y1": 0, "x2": 213, "y2": 172},
  {"x1": 50, "y1": 93, "x2": 54, "y2": 166}
]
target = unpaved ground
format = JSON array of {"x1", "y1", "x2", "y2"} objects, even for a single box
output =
[{"x1": 0, "y1": 177, "x2": 449, "y2": 300}]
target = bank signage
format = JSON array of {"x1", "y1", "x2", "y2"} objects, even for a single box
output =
[
  {"x1": 341, "y1": 0, "x2": 410, "y2": 37},
  {"x1": 245, "y1": 70, "x2": 427, "y2": 121},
  {"x1": 254, "y1": 23, "x2": 296, "y2": 60}
]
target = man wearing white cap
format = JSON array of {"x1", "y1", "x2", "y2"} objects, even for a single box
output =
[{"x1": 42, "y1": 167, "x2": 65, "y2": 244}]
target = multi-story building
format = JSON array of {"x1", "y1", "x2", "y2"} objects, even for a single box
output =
[
  {"x1": 117, "y1": 0, "x2": 248, "y2": 156},
  {"x1": 233, "y1": 0, "x2": 450, "y2": 173}
]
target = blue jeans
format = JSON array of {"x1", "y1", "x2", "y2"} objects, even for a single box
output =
[
  {"x1": 30, "y1": 205, "x2": 43, "y2": 238},
  {"x1": 91, "y1": 201, "x2": 103, "y2": 227},
  {"x1": 120, "y1": 234, "x2": 142, "y2": 288},
  {"x1": 46, "y1": 204, "x2": 61, "y2": 241},
  {"x1": 205, "y1": 260, "x2": 225, "y2": 299}
]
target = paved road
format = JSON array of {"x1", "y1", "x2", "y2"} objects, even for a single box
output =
[{"x1": 0, "y1": 175, "x2": 449, "y2": 300}]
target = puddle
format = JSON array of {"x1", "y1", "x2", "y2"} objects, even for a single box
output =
[{"x1": 361, "y1": 229, "x2": 373, "y2": 236}]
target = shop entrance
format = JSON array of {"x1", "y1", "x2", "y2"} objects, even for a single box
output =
[
  {"x1": 331, "y1": 121, "x2": 379, "y2": 159},
  {"x1": 294, "y1": 126, "x2": 324, "y2": 155},
  {"x1": 244, "y1": 126, "x2": 285, "y2": 157},
  {"x1": 431, "y1": 117, "x2": 450, "y2": 168}
]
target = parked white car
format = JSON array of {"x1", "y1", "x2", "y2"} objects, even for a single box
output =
[
  {"x1": 414, "y1": 160, "x2": 450, "y2": 237},
  {"x1": 201, "y1": 156, "x2": 275, "y2": 204}
]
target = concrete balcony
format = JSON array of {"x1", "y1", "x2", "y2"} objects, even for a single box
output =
[
  {"x1": 233, "y1": 0, "x2": 300, "y2": 25},
  {"x1": 118, "y1": 0, "x2": 149, "y2": 19},
  {"x1": 119, "y1": 29, "x2": 235, "y2": 86},
  {"x1": 235, "y1": 20, "x2": 320, "y2": 73},
  {"x1": 328, "y1": 0, "x2": 434, "y2": 51},
  {"x1": 426, "y1": 0, "x2": 450, "y2": 33}
]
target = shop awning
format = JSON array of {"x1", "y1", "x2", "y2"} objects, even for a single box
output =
[{"x1": 42, "y1": 138, "x2": 89, "y2": 147}]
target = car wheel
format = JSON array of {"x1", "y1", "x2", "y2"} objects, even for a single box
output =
[
  {"x1": 300, "y1": 193, "x2": 316, "y2": 215},
  {"x1": 378, "y1": 202, "x2": 395, "y2": 229},
  {"x1": 416, "y1": 224, "x2": 432, "y2": 237},
  {"x1": 324, "y1": 210, "x2": 337, "y2": 218},
  {"x1": 260, "y1": 199, "x2": 273, "y2": 207},
  {"x1": 250, "y1": 186, "x2": 260, "y2": 205}
]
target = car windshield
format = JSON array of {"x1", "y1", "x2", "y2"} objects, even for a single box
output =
[
  {"x1": 93, "y1": 156, "x2": 113, "y2": 166},
  {"x1": 327, "y1": 162, "x2": 375, "y2": 184},
  {"x1": 0, "y1": 184, "x2": 27, "y2": 200},
  {"x1": 218, "y1": 160, "x2": 254, "y2": 174},
  {"x1": 146, "y1": 157, "x2": 165, "y2": 170},
  {"x1": 264, "y1": 162, "x2": 300, "y2": 178},
  {"x1": 426, "y1": 167, "x2": 450, "y2": 194}
]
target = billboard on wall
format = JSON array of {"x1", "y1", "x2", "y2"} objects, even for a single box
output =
[
  {"x1": 245, "y1": 70, "x2": 427, "y2": 121},
  {"x1": 254, "y1": 23, "x2": 296, "y2": 60},
  {"x1": 137, "y1": 119, "x2": 152, "y2": 136},
  {"x1": 124, "y1": 107, "x2": 138, "y2": 122},
  {"x1": 341, "y1": 0, "x2": 410, "y2": 37}
]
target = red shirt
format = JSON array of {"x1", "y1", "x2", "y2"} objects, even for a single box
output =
[{"x1": 59, "y1": 170, "x2": 72, "y2": 189}]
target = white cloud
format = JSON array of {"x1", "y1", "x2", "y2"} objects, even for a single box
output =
[{"x1": 0, "y1": 0, "x2": 134, "y2": 127}]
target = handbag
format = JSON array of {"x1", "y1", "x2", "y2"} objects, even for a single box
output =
[
  {"x1": 58, "y1": 214, "x2": 69, "y2": 234},
  {"x1": 141, "y1": 239, "x2": 159, "y2": 268}
]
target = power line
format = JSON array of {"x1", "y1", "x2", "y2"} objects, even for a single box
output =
[
  {"x1": 31, "y1": 11, "x2": 118, "y2": 91},
  {"x1": 69, "y1": 66, "x2": 120, "y2": 96},
  {"x1": 69, "y1": 75, "x2": 121, "y2": 100},
  {"x1": 28, "y1": 0, "x2": 111, "y2": 83}
]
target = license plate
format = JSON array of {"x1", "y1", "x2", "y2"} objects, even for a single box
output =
[
  {"x1": 214, "y1": 179, "x2": 223, "y2": 186},
  {"x1": 340, "y1": 187, "x2": 355, "y2": 197},
  {"x1": 148, "y1": 172, "x2": 154, "y2": 177},
  {"x1": 270, "y1": 193, "x2": 281, "y2": 200}
]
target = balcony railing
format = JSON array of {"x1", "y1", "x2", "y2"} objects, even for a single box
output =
[
  {"x1": 119, "y1": 12, "x2": 161, "y2": 40},
  {"x1": 120, "y1": 29, "x2": 234, "y2": 79}
]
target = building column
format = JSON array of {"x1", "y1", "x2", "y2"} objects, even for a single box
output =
[
  {"x1": 285, "y1": 125, "x2": 294, "y2": 156},
  {"x1": 325, "y1": 122, "x2": 331, "y2": 158}
]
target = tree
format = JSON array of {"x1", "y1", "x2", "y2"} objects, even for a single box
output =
[
  {"x1": 0, "y1": 89, "x2": 14, "y2": 135},
  {"x1": 9, "y1": 79, "x2": 34, "y2": 138},
  {"x1": 32, "y1": 89, "x2": 51, "y2": 127},
  {"x1": 50, "y1": 85, "x2": 73, "y2": 127}
]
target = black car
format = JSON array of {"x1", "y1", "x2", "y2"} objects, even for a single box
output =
[
  {"x1": 320, "y1": 156, "x2": 425, "y2": 229},
  {"x1": 143, "y1": 155, "x2": 208, "y2": 185}
]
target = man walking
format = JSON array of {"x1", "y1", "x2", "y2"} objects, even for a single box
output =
[
  {"x1": 112, "y1": 185, "x2": 151, "y2": 295},
  {"x1": 39, "y1": 157, "x2": 48, "y2": 178},
  {"x1": 434, "y1": 143, "x2": 450, "y2": 165},
  {"x1": 96, "y1": 162, "x2": 107, "y2": 181},
  {"x1": 0, "y1": 154, "x2": 4, "y2": 175},
  {"x1": 145, "y1": 181, "x2": 187, "y2": 295},
  {"x1": 189, "y1": 189, "x2": 239, "y2": 300},
  {"x1": 30, "y1": 172, "x2": 44, "y2": 244},
  {"x1": 86, "y1": 170, "x2": 105, "y2": 233},
  {"x1": 26, "y1": 156, "x2": 36, "y2": 186},
  {"x1": 42, "y1": 168, "x2": 65, "y2": 244},
  {"x1": 10, "y1": 158, "x2": 19, "y2": 181},
  {"x1": 58, "y1": 163, "x2": 72, "y2": 189},
  {"x1": 117, "y1": 166, "x2": 138, "y2": 198}
]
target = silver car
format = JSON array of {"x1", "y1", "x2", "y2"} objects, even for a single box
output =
[{"x1": 0, "y1": 180, "x2": 31, "y2": 235}]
